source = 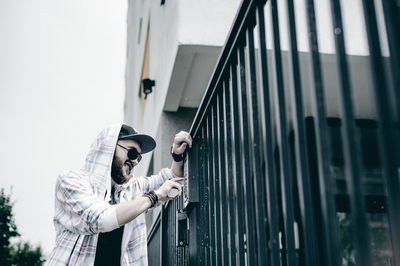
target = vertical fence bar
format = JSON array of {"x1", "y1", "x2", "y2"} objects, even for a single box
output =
[
  {"x1": 270, "y1": 0, "x2": 297, "y2": 264},
  {"x1": 285, "y1": 0, "x2": 319, "y2": 265},
  {"x1": 167, "y1": 203, "x2": 171, "y2": 264},
  {"x1": 238, "y1": 43, "x2": 258, "y2": 266},
  {"x1": 362, "y1": 1, "x2": 400, "y2": 265},
  {"x1": 174, "y1": 201, "x2": 177, "y2": 266},
  {"x1": 206, "y1": 113, "x2": 216, "y2": 266},
  {"x1": 178, "y1": 192, "x2": 185, "y2": 265},
  {"x1": 161, "y1": 205, "x2": 165, "y2": 265},
  {"x1": 329, "y1": 1, "x2": 373, "y2": 265},
  {"x1": 218, "y1": 83, "x2": 229, "y2": 266},
  {"x1": 166, "y1": 204, "x2": 170, "y2": 265},
  {"x1": 170, "y1": 203, "x2": 174, "y2": 265},
  {"x1": 305, "y1": 0, "x2": 340, "y2": 265},
  {"x1": 231, "y1": 61, "x2": 246, "y2": 266},
  {"x1": 168, "y1": 203, "x2": 172, "y2": 264},
  {"x1": 215, "y1": 90, "x2": 227, "y2": 265},
  {"x1": 255, "y1": 4, "x2": 281, "y2": 265},
  {"x1": 173, "y1": 201, "x2": 176, "y2": 265},
  {"x1": 188, "y1": 134, "x2": 199, "y2": 266},
  {"x1": 224, "y1": 75, "x2": 237, "y2": 266},
  {"x1": 165, "y1": 204, "x2": 168, "y2": 265},
  {"x1": 172, "y1": 203, "x2": 174, "y2": 265},
  {"x1": 381, "y1": 1, "x2": 400, "y2": 119},
  {"x1": 176, "y1": 191, "x2": 178, "y2": 266},
  {"x1": 160, "y1": 206, "x2": 163, "y2": 266},
  {"x1": 245, "y1": 17, "x2": 268, "y2": 266},
  {"x1": 197, "y1": 128, "x2": 203, "y2": 265},
  {"x1": 212, "y1": 100, "x2": 222, "y2": 266},
  {"x1": 200, "y1": 125, "x2": 210, "y2": 266}
]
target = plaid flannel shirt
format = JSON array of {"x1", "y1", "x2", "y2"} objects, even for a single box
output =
[{"x1": 46, "y1": 124, "x2": 177, "y2": 265}]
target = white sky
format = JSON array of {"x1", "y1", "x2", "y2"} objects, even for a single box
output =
[{"x1": 0, "y1": 0, "x2": 127, "y2": 257}]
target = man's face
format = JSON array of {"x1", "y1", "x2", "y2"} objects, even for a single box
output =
[{"x1": 111, "y1": 139, "x2": 142, "y2": 184}]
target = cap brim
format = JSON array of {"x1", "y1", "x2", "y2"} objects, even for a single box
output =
[{"x1": 118, "y1": 134, "x2": 156, "y2": 154}]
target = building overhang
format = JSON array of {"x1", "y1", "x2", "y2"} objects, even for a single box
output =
[{"x1": 163, "y1": 44, "x2": 221, "y2": 112}]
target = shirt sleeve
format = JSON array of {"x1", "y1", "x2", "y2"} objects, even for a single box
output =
[
  {"x1": 137, "y1": 168, "x2": 178, "y2": 193},
  {"x1": 54, "y1": 172, "x2": 119, "y2": 235}
]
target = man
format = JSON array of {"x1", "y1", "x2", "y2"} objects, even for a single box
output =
[{"x1": 46, "y1": 124, "x2": 192, "y2": 265}]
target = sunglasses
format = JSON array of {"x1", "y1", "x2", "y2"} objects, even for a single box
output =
[{"x1": 117, "y1": 144, "x2": 142, "y2": 162}]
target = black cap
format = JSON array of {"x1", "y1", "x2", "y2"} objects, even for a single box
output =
[{"x1": 118, "y1": 124, "x2": 156, "y2": 154}]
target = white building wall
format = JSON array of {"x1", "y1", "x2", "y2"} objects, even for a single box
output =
[
  {"x1": 178, "y1": 0, "x2": 242, "y2": 46},
  {"x1": 125, "y1": 0, "x2": 179, "y2": 126},
  {"x1": 125, "y1": 0, "x2": 240, "y2": 177}
]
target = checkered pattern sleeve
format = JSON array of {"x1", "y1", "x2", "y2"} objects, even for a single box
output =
[
  {"x1": 137, "y1": 168, "x2": 179, "y2": 193},
  {"x1": 54, "y1": 171, "x2": 119, "y2": 235}
]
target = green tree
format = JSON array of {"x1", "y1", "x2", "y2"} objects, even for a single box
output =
[
  {"x1": 0, "y1": 189, "x2": 44, "y2": 266},
  {"x1": 10, "y1": 242, "x2": 44, "y2": 266}
]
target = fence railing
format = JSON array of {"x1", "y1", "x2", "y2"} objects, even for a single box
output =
[{"x1": 147, "y1": 0, "x2": 400, "y2": 265}]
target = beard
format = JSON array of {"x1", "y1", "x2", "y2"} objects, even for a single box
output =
[{"x1": 111, "y1": 155, "x2": 127, "y2": 184}]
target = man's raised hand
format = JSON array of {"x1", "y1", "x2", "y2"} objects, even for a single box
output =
[
  {"x1": 172, "y1": 131, "x2": 192, "y2": 155},
  {"x1": 155, "y1": 177, "x2": 184, "y2": 201}
]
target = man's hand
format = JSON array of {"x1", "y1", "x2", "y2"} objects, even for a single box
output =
[
  {"x1": 170, "y1": 131, "x2": 192, "y2": 177},
  {"x1": 172, "y1": 131, "x2": 192, "y2": 155},
  {"x1": 155, "y1": 177, "x2": 184, "y2": 201}
]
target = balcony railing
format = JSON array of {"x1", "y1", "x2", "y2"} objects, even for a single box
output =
[{"x1": 147, "y1": 0, "x2": 400, "y2": 265}]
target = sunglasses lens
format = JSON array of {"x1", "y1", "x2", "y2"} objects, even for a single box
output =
[{"x1": 127, "y1": 148, "x2": 140, "y2": 161}]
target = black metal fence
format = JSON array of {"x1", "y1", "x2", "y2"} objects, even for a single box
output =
[{"x1": 147, "y1": 0, "x2": 400, "y2": 265}]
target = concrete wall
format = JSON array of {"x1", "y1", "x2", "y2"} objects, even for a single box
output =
[
  {"x1": 178, "y1": 0, "x2": 242, "y2": 45},
  {"x1": 125, "y1": 0, "x2": 180, "y2": 129},
  {"x1": 125, "y1": 0, "x2": 241, "y2": 177},
  {"x1": 145, "y1": 107, "x2": 197, "y2": 231},
  {"x1": 153, "y1": 108, "x2": 198, "y2": 173}
]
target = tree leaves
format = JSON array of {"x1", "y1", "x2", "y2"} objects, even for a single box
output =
[{"x1": 0, "y1": 189, "x2": 44, "y2": 266}]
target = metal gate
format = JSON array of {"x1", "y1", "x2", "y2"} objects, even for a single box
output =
[{"x1": 148, "y1": 0, "x2": 400, "y2": 265}]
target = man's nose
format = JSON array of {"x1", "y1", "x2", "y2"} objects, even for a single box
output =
[{"x1": 131, "y1": 158, "x2": 139, "y2": 166}]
